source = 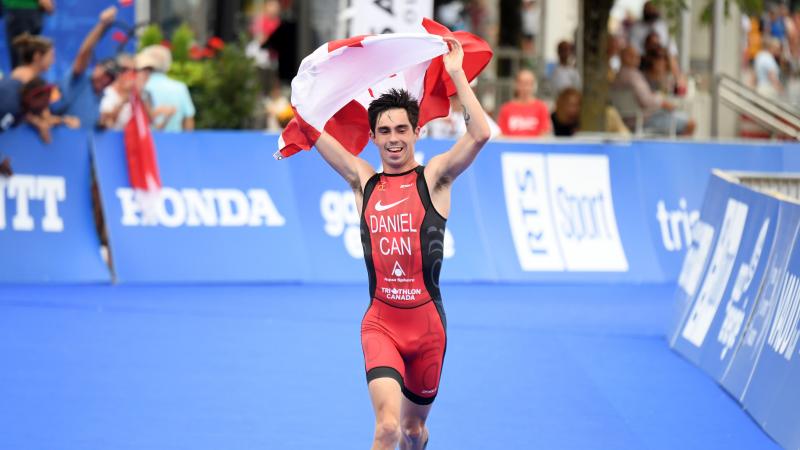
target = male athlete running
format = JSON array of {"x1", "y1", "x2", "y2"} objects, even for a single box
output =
[{"x1": 314, "y1": 37, "x2": 490, "y2": 450}]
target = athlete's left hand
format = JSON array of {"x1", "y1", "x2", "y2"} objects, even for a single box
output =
[{"x1": 442, "y1": 36, "x2": 464, "y2": 75}]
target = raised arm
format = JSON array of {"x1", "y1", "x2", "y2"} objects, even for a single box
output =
[
  {"x1": 72, "y1": 6, "x2": 117, "y2": 76},
  {"x1": 315, "y1": 131, "x2": 376, "y2": 199},
  {"x1": 426, "y1": 37, "x2": 491, "y2": 187}
]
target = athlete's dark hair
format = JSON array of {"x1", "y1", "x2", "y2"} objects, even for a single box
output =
[
  {"x1": 367, "y1": 88, "x2": 420, "y2": 133},
  {"x1": 12, "y1": 33, "x2": 53, "y2": 66}
]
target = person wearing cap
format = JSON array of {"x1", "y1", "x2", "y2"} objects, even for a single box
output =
[
  {"x1": 51, "y1": 6, "x2": 119, "y2": 129},
  {"x1": 99, "y1": 52, "x2": 175, "y2": 130},
  {"x1": 137, "y1": 44, "x2": 196, "y2": 132}
]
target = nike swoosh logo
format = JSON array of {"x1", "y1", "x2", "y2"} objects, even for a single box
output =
[{"x1": 375, "y1": 198, "x2": 409, "y2": 212}]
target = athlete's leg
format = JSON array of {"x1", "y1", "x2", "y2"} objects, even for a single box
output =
[
  {"x1": 368, "y1": 377, "x2": 403, "y2": 450},
  {"x1": 399, "y1": 397, "x2": 433, "y2": 450}
]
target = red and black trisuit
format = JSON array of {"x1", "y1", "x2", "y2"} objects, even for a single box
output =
[{"x1": 360, "y1": 165, "x2": 447, "y2": 405}]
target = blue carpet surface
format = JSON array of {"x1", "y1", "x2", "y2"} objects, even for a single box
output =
[{"x1": 0, "y1": 283, "x2": 780, "y2": 449}]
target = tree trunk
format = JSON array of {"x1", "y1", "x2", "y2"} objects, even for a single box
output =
[
  {"x1": 498, "y1": 0, "x2": 522, "y2": 77},
  {"x1": 580, "y1": 0, "x2": 613, "y2": 131}
]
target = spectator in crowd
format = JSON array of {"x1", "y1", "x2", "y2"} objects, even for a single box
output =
[
  {"x1": 0, "y1": 34, "x2": 51, "y2": 130},
  {"x1": 50, "y1": 6, "x2": 119, "y2": 130},
  {"x1": 612, "y1": 46, "x2": 694, "y2": 136},
  {"x1": 628, "y1": 1, "x2": 686, "y2": 94},
  {"x1": 607, "y1": 33, "x2": 624, "y2": 79},
  {"x1": 21, "y1": 76, "x2": 77, "y2": 142},
  {"x1": 425, "y1": 93, "x2": 500, "y2": 139},
  {"x1": 0, "y1": 35, "x2": 76, "y2": 139},
  {"x1": 497, "y1": 69, "x2": 550, "y2": 137},
  {"x1": 550, "y1": 87, "x2": 581, "y2": 137},
  {"x1": 642, "y1": 31, "x2": 662, "y2": 55},
  {"x1": 641, "y1": 46, "x2": 672, "y2": 94},
  {"x1": 0, "y1": 155, "x2": 11, "y2": 176},
  {"x1": 2, "y1": 0, "x2": 54, "y2": 68},
  {"x1": 264, "y1": 82, "x2": 290, "y2": 132},
  {"x1": 1, "y1": 76, "x2": 75, "y2": 141},
  {"x1": 521, "y1": 0, "x2": 540, "y2": 54},
  {"x1": 7, "y1": 32, "x2": 53, "y2": 83},
  {"x1": 99, "y1": 54, "x2": 136, "y2": 130},
  {"x1": 754, "y1": 37, "x2": 784, "y2": 97},
  {"x1": 745, "y1": 15, "x2": 763, "y2": 65},
  {"x1": 100, "y1": 50, "x2": 177, "y2": 131},
  {"x1": 550, "y1": 40, "x2": 581, "y2": 95},
  {"x1": 138, "y1": 44, "x2": 196, "y2": 132},
  {"x1": 767, "y1": 4, "x2": 788, "y2": 42}
]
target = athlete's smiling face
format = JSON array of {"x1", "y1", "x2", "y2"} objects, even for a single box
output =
[{"x1": 371, "y1": 108, "x2": 420, "y2": 173}]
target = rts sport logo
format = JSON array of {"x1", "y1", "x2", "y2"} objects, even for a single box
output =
[{"x1": 501, "y1": 152, "x2": 628, "y2": 272}]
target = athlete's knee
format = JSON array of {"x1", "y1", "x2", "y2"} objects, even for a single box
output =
[
  {"x1": 374, "y1": 419, "x2": 401, "y2": 446},
  {"x1": 401, "y1": 418, "x2": 425, "y2": 441}
]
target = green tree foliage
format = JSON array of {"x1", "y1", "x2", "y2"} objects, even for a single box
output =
[
  {"x1": 138, "y1": 24, "x2": 163, "y2": 50},
  {"x1": 138, "y1": 23, "x2": 260, "y2": 129},
  {"x1": 189, "y1": 43, "x2": 260, "y2": 129},
  {"x1": 170, "y1": 24, "x2": 193, "y2": 63}
]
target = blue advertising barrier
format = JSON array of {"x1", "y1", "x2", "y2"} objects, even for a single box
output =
[
  {"x1": 695, "y1": 183, "x2": 779, "y2": 381},
  {"x1": 635, "y1": 141, "x2": 785, "y2": 281},
  {"x1": 720, "y1": 201, "x2": 800, "y2": 401},
  {"x1": 669, "y1": 173, "x2": 737, "y2": 362},
  {"x1": 668, "y1": 171, "x2": 800, "y2": 450},
  {"x1": 740, "y1": 204, "x2": 800, "y2": 448},
  {"x1": 92, "y1": 131, "x2": 309, "y2": 283},
  {"x1": 0, "y1": 127, "x2": 110, "y2": 282},
  {"x1": 0, "y1": 2, "x2": 136, "y2": 81},
  {"x1": 472, "y1": 141, "x2": 662, "y2": 283},
  {"x1": 6, "y1": 130, "x2": 800, "y2": 285}
]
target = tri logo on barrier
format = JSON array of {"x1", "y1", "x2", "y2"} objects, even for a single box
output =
[
  {"x1": 656, "y1": 198, "x2": 700, "y2": 252},
  {"x1": 0, "y1": 174, "x2": 66, "y2": 232},
  {"x1": 500, "y1": 152, "x2": 628, "y2": 272}
]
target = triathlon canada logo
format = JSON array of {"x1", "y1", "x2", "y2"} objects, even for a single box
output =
[
  {"x1": 0, "y1": 174, "x2": 66, "y2": 232},
  {"x1": 392, "y1": 260, "x2": 406, "y2": 277}
]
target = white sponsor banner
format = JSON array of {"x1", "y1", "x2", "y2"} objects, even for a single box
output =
[
  {"x1": 501, "y1": 153, "x2": 564, "y2": 271},
  {"x1": 0, "y1": 174, "x2": 66, "y2": 232},
  {"x1": 682, "y1": 198, "x2": 749, "y2": 347},
  {"x1": 501, "y1": 152, "x2": 628, "y2": 272},
  {"x1": 767, "y1": 269, "x2": 800, "y2": 361},
  {"x1": 546, "y1": 154, "x2": 628, "y2": 271},
  {"x1": 350, "y1": 0, "x2": 433, "y2": 36},
  {"x1": 116, "y1": 187, "x2": 286, "y2": 228}
]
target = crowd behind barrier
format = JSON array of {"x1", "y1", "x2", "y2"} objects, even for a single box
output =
[
  {"x1": 670, "y1": 170, "x2": 800, "y2": 450},
  {"x1": 2, "y1": 127, "x2": 800, "y2": 285}
]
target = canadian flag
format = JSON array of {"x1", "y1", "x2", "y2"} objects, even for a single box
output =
[
  {"x1": 123, "y1": 93, "x2": 162, "y2": 192},
  {"x1": 275, "y1": 18, "x2": 492, "y2": 160}
]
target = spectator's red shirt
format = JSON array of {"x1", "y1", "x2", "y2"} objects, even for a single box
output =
[{"x1": 497, "y1": 99, "x2": 551, "y2": 137}]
